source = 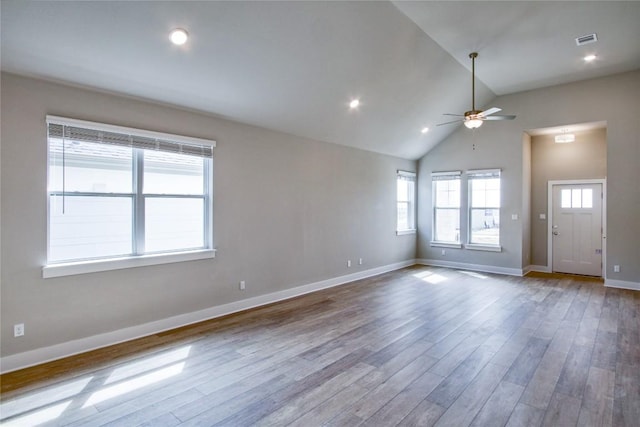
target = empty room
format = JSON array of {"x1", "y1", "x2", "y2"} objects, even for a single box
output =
[{"x1": 1, "y1": 1, "x2": 639, "y2": 426}]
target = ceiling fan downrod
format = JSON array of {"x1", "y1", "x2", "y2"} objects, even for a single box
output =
[{"x1": 470, "y1": 52, "x2": 477, "y2": 113}]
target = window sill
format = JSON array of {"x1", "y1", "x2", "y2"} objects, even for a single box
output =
[
  {"x1": 43, "y1": 249, "x2": 216, "y2": 278},
  {"x1": 396, "y1": 229, "x2": 417, "y2": 236},
  {"x1": 430, "y1": 241, "x2": 462, "y2": 249},
  {"x1": 465, "y1": 244, "x2": 502, "y2": 252}
]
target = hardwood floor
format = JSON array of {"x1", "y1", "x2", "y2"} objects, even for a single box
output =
[{"x1": 1, "y1": 266, "x2": 638, "y2": 426}]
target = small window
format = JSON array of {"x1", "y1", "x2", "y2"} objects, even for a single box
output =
[
  {"x1": 468, "y1": 169, "x2": 501, "y2": 248},
  {"x1": 561, "y1": 188, "x2": 593, "y2": 208},
  {"x1": 45, "y1": 116, "x2": 215, "y2": 275},
  {"x1": 432, "y1": 171, "x2": 461, "y2": 244},
  {"x1": 397, "y1": 171, "x2": 416, "y2": 234}
]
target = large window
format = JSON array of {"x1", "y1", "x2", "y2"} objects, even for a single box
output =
[
  {"x1": 468, "y1": 169, "x2": 501, "y2": 249},
  {"x1": 432, "y1": 171, "x2": 461, "y2": 244},
  {"x1": 45, "y1": 116, "x2": 215, "y2": 277},
  {"x1": 396, "y1": 171, "x2": 416, "y2": 234}
]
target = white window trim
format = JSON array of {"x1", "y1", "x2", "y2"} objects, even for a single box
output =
[
  {"x1": 42, "y1": 249, "x2": 216, "y2": 278},
  {"x1": 467, "y1": 168, "x2": 501, "y2": 251},
  {"x1": 396, "y1": 229, "x2": 416, "y2": 236},
  {"x1": 431, "y1": 170, "x2": 462, "y2": 245},
  {"x1": 396, "y1": 170, "x2": 417, "y2": 235},
  {"x1": 430, "y1": 241, "x2": 462, "y2": 249},
  {"x1": 465, "y1": 244, "x2": 502, "y2": 252},
  {"x1": 44, "y1": 116, "x2": 216, "y2": 277}
]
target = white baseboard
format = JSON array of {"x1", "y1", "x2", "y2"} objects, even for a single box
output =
[
  {"x1": 0, "y1": 260, "x2": 415, "y2": 374},
  {"x1": 416, "y1": 259, "x2": 523, "y2": 277},
  {"x1": 525, "y1": 265, "x2": 552, "y2": 274},
  {"x1": 605, "y1": 278, "x2": 640, "y2": 291}
]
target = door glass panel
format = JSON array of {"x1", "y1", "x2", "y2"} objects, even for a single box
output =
[
  {"x1": 571, "y1": 189, "x2": 582, "y2": 208},
  {"x1": 561, "y1": 189, "x2": 571, "y2": 208}
]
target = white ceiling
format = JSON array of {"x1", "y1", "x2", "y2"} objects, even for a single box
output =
[{"x1": 2, "y1": 1, "x2": 639, "y2": 160}]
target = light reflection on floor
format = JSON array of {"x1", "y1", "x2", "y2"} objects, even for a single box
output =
[
  {"x1": 412, "y1": 270, "x2": 447, "y2": 284},
  {"x1": 0, "y1": 345, "x2": 192, "y2": 426}
]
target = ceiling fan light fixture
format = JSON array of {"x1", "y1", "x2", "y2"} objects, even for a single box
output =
[{"x1": 464, "y1": 118, "x2": 483, "y2": 129}]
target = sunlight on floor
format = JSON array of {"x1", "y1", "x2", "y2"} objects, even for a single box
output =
[
  {"x1": 106, "y1": 345, "x2": 192, "y2": 385},
  {"x1": 460, "y1": 270, "x2": 488, "y2": 279},
  {"x1": 0, "y1": 377, "x2": 92, "y2": 419},
  {"x1": 83, "y1": 361, "x2": 186, "y2": 407},
  {"x1": 2, "y1": 400, "x2": 72, "y2": 427},
  {"x1": 412, "y1": 270, "x2": 447, "y2": 284},
  {"x1": 1, "y1": 345, "x2": 192, "y2": 426}
]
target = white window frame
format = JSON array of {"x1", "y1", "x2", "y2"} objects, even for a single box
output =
[
  {"x1": 467, "y1": 168, "x2": 502, "y2": 252},
  {"x1": 43, "y1": 116, "x2": 216, "y2": 278},
  {"x1": 430, "y1": 171, "x2": 462, "y2": 247},
  {"x1": 396, "y1": 170, "x2": 417, "y2": 235}
]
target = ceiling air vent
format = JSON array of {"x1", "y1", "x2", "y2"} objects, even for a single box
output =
[{"x1": 575, "y1": 33, "x2": 597, "y2": 46}]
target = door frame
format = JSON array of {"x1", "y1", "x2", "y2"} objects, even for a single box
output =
[{"x1": 547, "y1": 179, "x2": 607, "y2": 277}]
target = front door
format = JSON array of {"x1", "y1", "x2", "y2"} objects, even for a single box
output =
[{"x1": 552, "y1": 183, "x2": 602, "y2": 276}]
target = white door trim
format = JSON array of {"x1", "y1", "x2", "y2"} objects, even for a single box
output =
[{"x1": 547, "y1": 179, "x2": 607, "y2": 277}]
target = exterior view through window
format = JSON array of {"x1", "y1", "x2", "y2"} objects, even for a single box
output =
[
  {"x1": 396, "y1": 171, "x2": 416, "y2": 234},
  {"x1": 468, "y1": 169, "x2": 501, "y2": 247},
  {"x1": 47, "y1": 117, "x2": 214, "y2": 265},
  {"x1": 432, "y1": 172, "x2": 461, "y2": 244}
]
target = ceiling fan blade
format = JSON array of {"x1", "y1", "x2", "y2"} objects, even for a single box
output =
[
  {"x1": 436, "y1": 119, "x2": 464, "y2": 126},
  {"x1": 483, "y1": 115, "x2": 516, "y2": 121},
  {"x1": 480, "y1": 107, "x2": 501, "y2": 116},
  {"x1": 443, "y1": 113, "x2": 464, "y2": 117}
]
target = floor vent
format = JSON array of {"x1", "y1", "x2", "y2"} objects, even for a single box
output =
[{"x1": 575, "y1": 33, "x2": 597, "y2": 46}]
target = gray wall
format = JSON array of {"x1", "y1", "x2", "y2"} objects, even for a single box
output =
[
  {"x1": 418, "y1": 70, "x2": 639, "y2": 283},
  {"x1": 530, "y1": 128, "x2": 607, "y2": 267},
  {"x1": 0, "y1": 73, "x2": 416, "y2": 358}
]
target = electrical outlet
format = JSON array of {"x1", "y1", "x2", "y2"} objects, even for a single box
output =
[
  {"x1": 359, "y1": 258, "x2": 363, "y2": 265},
  {"x1": 239, "y1": 280, "x2": 246, "y2": 290},
  {"x1": 614, "y1": 265, "x2": 620, "y2": 273},
  {"x1": 14, "y1": 323, "x2": 24, "y2": 337},
  {"x1": 441, "y1": 249, "x2": 446, "y2": 256},
  {"x1": 347, "y1": 260, "x2": 352, "y2": 267}
]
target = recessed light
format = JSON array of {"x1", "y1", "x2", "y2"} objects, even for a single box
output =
[
  {"x1": 349, "y1": 99, "x2": 360, "y2": 109},
  {"x1": 421, "y1": 127, "x2": 429, "y2": 134},
  {"x1": 584, "y1": 54, "x2": 597, "y2": 62},
  {"x1": 170, "y1": 28, "x2": 189, "y2": 46}
]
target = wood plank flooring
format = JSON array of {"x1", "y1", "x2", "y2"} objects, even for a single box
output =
[{"x1": 1, "y1": 266, "x2": 638, "y2": 426}]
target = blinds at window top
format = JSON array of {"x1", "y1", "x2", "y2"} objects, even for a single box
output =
[
  {"x1": 467, "y1": 169, "x2": 500, "y2": 179},
  {"x1": 431, "y1": 171, "x2": 461, "y2": 181},
  {"x1": 48, "y1": 122, "x2": 214, "y2": 159},
  {"x1": 397, "y1": 170, "x2": 416, "y2": 182}
]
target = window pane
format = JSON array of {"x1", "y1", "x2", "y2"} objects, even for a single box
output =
[
  {"x1": 572, "y1": 188, "x2": 582, "y2": 208},
  {"x1": 145, "y1": 198, "x2": 204, "y2": 252},
  {"x1": 435, "y1": 180, "x2": 460, "y2": 208},
  {"x1": 397, "y1": 180, "x2": 408, "y2": 202},
  {"x1": 470, "y1": 208, "x2": 500, "y2": 245},
  {"x1": 471, "y1": 178, "x2": 500, "y2": 208},
  {"x1": 144, "y1": 151, "x2": 204, "y2": 195},
  {"x1": 582, "y1": 189, "x2": 593, "y2": 208},
  {"x1": 397, "y1": 201, "x2": 409, "y2": 230},
  {"x1": 49, "y1": 195, "x2": 132, "y2": 262},
  {"x1": 435, "y1": 208, "x2": 459, "y2": 242},
  {"x1": 49, "y1": 138, "x2": 132, "y2": 193},
  {"x1": 561, "y1": 189, "x2": 572, "y2": 208}
]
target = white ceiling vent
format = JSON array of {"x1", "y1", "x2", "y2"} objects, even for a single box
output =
[{"x1": 575, "y1": 33, "x2": 598, "y2": 46}]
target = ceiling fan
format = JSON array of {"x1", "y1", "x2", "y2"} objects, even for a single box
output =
[{"x1": 437, "y1": 52, "x2": 515, "y2": 129}]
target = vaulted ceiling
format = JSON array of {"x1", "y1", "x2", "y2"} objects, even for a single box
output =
[{"x1": 2, "y1": 1, "x2": 639, "y2": 159}]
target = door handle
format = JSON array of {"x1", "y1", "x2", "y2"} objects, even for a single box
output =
[{"x1": 553, "y1": 231, "x2": 559, "y2": 236}]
